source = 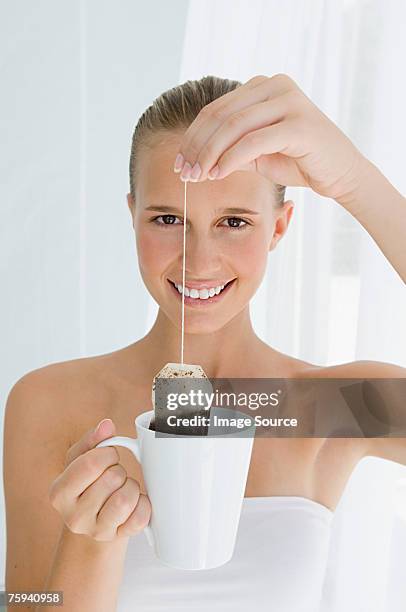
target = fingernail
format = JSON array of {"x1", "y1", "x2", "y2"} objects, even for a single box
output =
[
  {"x1": 189, "y1": 162, "x2": 202, "y2": 182},
  {"x1": 94, "y1": 418, "x2": 111, "y2": 433},
  {"x1": 180, "y1": 161, "x2": 192, "y2": 182},
  {"x1": 208, "y1": 164, "x2": 220, "y2": 180},
  {"x1": 174, "y1": 153, "x2": 184, "y2": 173}
]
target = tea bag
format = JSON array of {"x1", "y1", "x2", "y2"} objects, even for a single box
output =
[{"x1": 150, "y1": 362, "x2": 213, "y2": 435}]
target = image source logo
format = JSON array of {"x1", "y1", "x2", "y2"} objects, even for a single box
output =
[{"x1": 152, "y1": 377, "x2": 406, "y2": 438}]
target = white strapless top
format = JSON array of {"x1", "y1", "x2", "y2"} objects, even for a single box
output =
[{"x1": 117, "y1": 496, "x2": 334, "y2": 612}]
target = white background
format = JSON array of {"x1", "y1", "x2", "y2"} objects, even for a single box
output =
[{"x1": 2, "y1": 1, "x2": 406, "y2": 609}]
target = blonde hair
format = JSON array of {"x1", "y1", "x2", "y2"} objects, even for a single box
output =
[{"x1": 129, "y1": 75, "x2": 285, "y2": 205}]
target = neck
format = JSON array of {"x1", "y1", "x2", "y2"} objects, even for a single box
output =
[{"x1": 138, "y1": 305, "x2": 265, "y2": 379}]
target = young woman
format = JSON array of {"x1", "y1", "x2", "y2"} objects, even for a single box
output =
[{"x1": 4, "y1": 74, "x2": 406, "y2": 611}]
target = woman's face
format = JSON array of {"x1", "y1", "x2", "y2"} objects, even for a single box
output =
[{"x1": 129, "y1": 133, "x2": 293, "y2": 335}]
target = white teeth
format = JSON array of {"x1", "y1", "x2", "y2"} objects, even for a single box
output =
[{"x1": 174, "y1": 282, "x2": 229, "y2": 299}]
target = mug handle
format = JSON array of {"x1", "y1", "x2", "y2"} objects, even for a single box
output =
[
  {"x1": 96, "y1": 436, "x2": 155, "y2": 548},
  {"x1": 97, "y1": 436, "x2": 141, "y2": 462}
]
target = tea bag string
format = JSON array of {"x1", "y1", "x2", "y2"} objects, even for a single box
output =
[{"x1": 180, "y1": 180, "x2": 187, "y2": 365}]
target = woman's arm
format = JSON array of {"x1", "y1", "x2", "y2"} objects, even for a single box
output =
[
  {"x1": 335, "y1": 156, "x2": 406, "y2": 285},
  {"x1": 4, "y1": 370, "x2": 134, "y2": 612},
  {"x1": 41, "y1": 525, "x2": 129, "y2": 612},
  {"x1": 309, "y1": 359, "x2": 406, "y2": 465}
]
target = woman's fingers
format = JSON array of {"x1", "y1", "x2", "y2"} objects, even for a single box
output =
[
  {"x1": 95, "y1": 477, "x2": 147, "y2": 541},
  {"x1": 50, "y1": 445, "x2": 120, "y2": 510},
  {"x1": 65, "y1": 418, "x2": 116, "y2": 466},
  {"x1": 177, "y1": 74, "x2": 296, "y2": 176},
  {"x1": 116, "y1": 493, "x2": 152, "y2": 538},
  {"x1": 211, "y1": 121, "x2": 294, "y2": 182},
  {"x1": 177, "y1": 76, "x2": 267, "y2": 165},
  {"x1": 256, "y1": 153, "x2": 309, "y2": 188},
  {"x1": 67, "y1": 464, "x2": 128, "y2": 534},
  {"x1": 194, "y1": 94, "x2": 295, "y2": 182}
]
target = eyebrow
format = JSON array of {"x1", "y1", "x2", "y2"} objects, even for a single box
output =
[{"x1": 144, "y1": 205, "x2": 259, "y2": 215}]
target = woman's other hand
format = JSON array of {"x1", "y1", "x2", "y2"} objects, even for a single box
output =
[
  {"x1": 48, "y1": 418, "x2": 152, "y2": 542},
  {"x1": 174, "y1": 73, "x2": 367, "y2": 203}
]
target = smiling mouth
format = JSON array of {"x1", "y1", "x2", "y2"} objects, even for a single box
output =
[{"x1": 167, "y1": 278, "x2": 236, "y2": 304}]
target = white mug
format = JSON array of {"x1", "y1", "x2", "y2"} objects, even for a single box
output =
[{"x1": 96, "y1": 408, "x2": 255, "y2": 570}]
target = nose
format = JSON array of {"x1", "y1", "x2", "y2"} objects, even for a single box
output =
[{"x1": 181, "y1": 230, "x2": 223, "y2": 277}]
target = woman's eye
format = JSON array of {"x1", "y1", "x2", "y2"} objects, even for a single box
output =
[
  {"x1": 153, "y1": 214, "x2": 182, "y2": 226},
  {"x1": 221, "y1": 217, "x2": 248, "y2": 230}
]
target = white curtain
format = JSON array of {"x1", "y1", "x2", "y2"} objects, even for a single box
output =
[{"x1": 143, "y1": 1, "x2": 406, "y2": 610}]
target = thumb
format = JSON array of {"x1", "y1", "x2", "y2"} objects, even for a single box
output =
[
  {"x1": 65, "y1": 418, "x2": 116, "y2": 466},
  {"x1": 92, "y1": 418, "x2": 116, "y2": 443}
]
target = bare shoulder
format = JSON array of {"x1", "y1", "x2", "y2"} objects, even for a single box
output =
[
  {"x1": 4, "y1": 342, "x2": 141, "y2": 487},
  {"x1": 5, "y1": 346, "x2": 134, "y2": 441}
]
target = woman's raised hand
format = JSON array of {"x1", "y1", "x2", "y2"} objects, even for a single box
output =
[
  {"x1": 48, "y1": 418, "x2": 151, "y2": 542},
  {"x1": 174, "y1": 73, "x2": 367, "y2": 203}
]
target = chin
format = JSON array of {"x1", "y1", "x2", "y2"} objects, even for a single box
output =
[{"x1": 166, "y1": 312, "x2": 229, "y2": 335}]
